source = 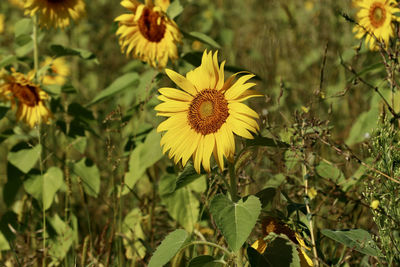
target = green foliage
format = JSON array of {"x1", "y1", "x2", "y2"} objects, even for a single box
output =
[
  {"x1": 70, "y1": 158, "x2": 100, "y2": 197},
  {"x1": 210, "y1": 194, "x2": 261, "y2": 252},
  {"x1": 8, "y1": 144, "x2": 42, "y2": 173},
  {"x1": 148, "y1": 229, "x2": 189, "y2": 267}
]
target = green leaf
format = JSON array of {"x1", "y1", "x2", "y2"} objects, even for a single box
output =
[
  {"x1": 247, "y1": 247, "x2": 269, "y2": 267},
  {"x1": 345, "y1": 107, "x2": 379, "y2": 145},
  {"x1": 262, "y1": 236, "x2": 301, "y2": 267},
  {"x1": 122, "y1": 129, "x2": 163, "y2": 195},
  {"x1": 14, "y1": 18, "x2": 32, "y2": 38},
  {"x1": 47, "y1": 215, "x2": 74, "y2": 265},
  {"x1": 87, "y1": 72, "x2": 139, "y2": 106},
  {"x1": 50, "y1": 44, "x2": 97, "y2": 61},
  {"x1": 3, "y1": 163, "x2": 24, "y2": 206},
  {"x1": 71, "y1": 158, "x2": 100, "y2": 197},
  {"x1": 254, "y1": 187, "x2": 276, "y2": 210},
  {"x1": 246, "y1": 136, "x2": 289, "y2": 148},
  {"x1": 175, "y1": 163, "x2": 204, "y2": 192},
  {"x1": 316, "y1": 161, "x2": 345, "y2": 183},
  {"x1": 321, "y1": 229, "x2": 381, "y2": 257},
  {"x1": 0, "y1": 231, "x2": 10, "y2": 251},
  {"x1": 184, "y1": 31, "x2": 221, "y2": 49},
  {"x1": 122, "y1": 208, "x2": 146, "y2": 260},
  {"x1": 209, "y1": 194, "x2": 261, "y2": 252},
  {"x1": 148, "y1": 229, "x2": 189, "y2": 267},
  {"x1": 167, "y1": 0, "x2": 183, "y2": 19},
  {"x1": 0, "y1": 55, "x2": 18, "y2": 69},
  {"x1": 23, "y1": 167, "x2": 63, "y2": 210},
  {"x1": 188, "y1": 255, "x2": 224, "y2": 267},
  {"x1": 160, "y1": 174, "x2": 201, "y2": 232},
  {"x1": 8, "y1": 144, "x2": 42, "y2": 173}
]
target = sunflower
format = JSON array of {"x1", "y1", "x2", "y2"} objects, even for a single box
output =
[
  {"x1": 353, "y1": 0, "x2": 400, "y2": 50},
  {"x1": 115, "y1": 0, "x2": 182, "y2": 69},
  {"x1": 251, "y1": 217, "x2": 313, "y2": 267},
  {"x1": 41, "y1": 57, "x2": 70, "y2": 86},
  {"x1": 24, "y1": 0, "x2": 86, "y2": 29},
  {"x1": 155, "y1": 50, "x2": 262, "y2": 173},
  {"x1": 0, "y1": 70, "x2": 51, "y2": 128}
]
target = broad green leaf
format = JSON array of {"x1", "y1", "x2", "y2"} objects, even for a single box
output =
[
  {"x1": 247, "y1": 247, "x2": 269, "y2": 267},
  {"x1": 87, "y1": 72, "x2": 139, "y2": 106},
  {"x1": 321, "y1": 229, "x2": 381, "y2": 257},
  {"x1": 284, "y1": 150, "x2": 300, "y2": 171},
  {"x1": 254, "y1": 187, "x2": 276, "y2": 210},
  {"x1": 23, "y1": 167, "x2": 63, "y2": 210},
  {"x1": 345, "y1": 107, "x2": 379, "y2": 145},
  {"x1": 122, "y1": 129, "x2": 163, "y2": 195},
  {"x1": 167, "y1": 0, "x2": 183, "y2": 19},
  {"x1": 71, "y1": 158, "x2": 100, "y2": 197},
  {"x1": 0, "y1": 231, "x2": 10, "y2": 251},
  {"x1": 8, "y1": 144, "x2": 42, "y2": 173},
  {"x1": 184, "y1": 31, "x2": 221, "y2": 49},
  {"x1": 175, "y1": 163, "x2": 204, "y2": 192},
  {"x1": 48, "y1": 215, "x2": 74, "y2": 265},
  {"x1": 148, "y1": 229, "x2": 188, "y2": 267},
  {"x1": 210, "y1": 194, "x2": 261, "y2": 252},
  {"x1": 50, "y1": 44, "x2": 97, "y2": 61},
  {"x1": 188, "y1": 255, "x2": 224, "y2": 267},
  {"x1": 0, "y1": 55, "x2": 18, "y2": 69},
  {"x1": 260, "y1": 236, "x2": 301, "y2": 267},
  {"x1": 3, "y1": 163, "x2": 24, "y2": 206},
  {"x1": 316, "y1": 161, "x2": 344, "y2": 183},
  {"x1": 246, "y1": 136, "x2": 289, "y2": 148},
  {"x1": 122, "y1": 208, "x2": 146, "y2": 260},
  {"x1": 14, "y1": 18, "x2": 32, "y2": 38}
]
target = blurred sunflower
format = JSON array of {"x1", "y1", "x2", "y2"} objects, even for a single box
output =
[
  {"x1": 0, "y1": 14, "x2": 4, "y2": 34},
  {"x1": 24, "y1": 0, "x2": 86, "y2": 29},
  {"x1": 155, "y1": 50, "x2": 262, "y2": 173},
  {"x1": 251, "y1": 217, "x2": 313, "y2": 267},
  {"x1": 8, "y1": 0, "x2": 25, "y2": 9},
  {"x1": 0, "y1": 70, "x2": 51, "y2": 128},
  {"x1": 353, "y1": 0, "x2": 400, "y2": 50},
  {"x1": 115, "y1": 0, "x2": 182, "y2": 69},
  {"x1": 41, "y1": 57, "x2": 70, "y2": 86}
]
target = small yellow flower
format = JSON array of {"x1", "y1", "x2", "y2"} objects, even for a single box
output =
[
  {"x1": 41, "y1": 57, "x2": 70, "y2": 86},
  {"x1": 24, "y1": 0, "x2": 86, "y2": 29},
  {"x1": 155, "y1": 50, "x2": 263, "y2": 173},
  {"x1": 307, "y1": 187, "x2": 317, "y2": 200},
  {"x1": 0, "y1": 70, "x2": 51, "y2": 128},
  {"x1": 251, "y1": 217, "x2": 313, "y2": 267},
  {"x1": 0, "y1": 14, "x2": 4, "y2": 34},
  {"x1": 353, "y1": 0, "x2": 400, "y2": 50},
  {"x1": 370, "y1": 199, "x2": 380, "y2": 209},
  {"x1": 115, "y1": 0, "x2": 182, "y2": 69}
]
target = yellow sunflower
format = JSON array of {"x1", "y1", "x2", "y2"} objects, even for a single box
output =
[
  {"x1": 251, "y1": 217, "x2": 313, "y2": 267},
  {"x1": 0, "y1": 70, "x2": 51, "y2": 128},
  {"x1": 353, "y1": 0, "x2": 400, "y2": 50},
  {"x1": 8, "y1": 0, "x2": 25, "y2": 9},
  {"x1": 40, "y1": 57, "x2": 70, "y2": 86},
  {"x1": 155, "y1": 50, "x2": 263, "y2": 173},
  {"x1": 0, "y1": 14, "x2": 4, "y2": 34},
  {"x1": 115, "y1": 0, "x2": 182, "y2": 69},
  {"x1": 24, "y1": 0, "x2": 86, "y2": 29}
]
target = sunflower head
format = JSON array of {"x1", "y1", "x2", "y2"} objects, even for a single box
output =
[
  {"x1": 353, "y1": 0, "x2": 400, "y2": 50},
  {"x1": 155, "y1": 50, "x2": 263, "y2": 173},
  {"x1": 24, "y1": 0, "x2": 86, "y2": 29},
  {"x1": 115, "y1": 0, "x2": 182, "y2": 69},
  {"x1": 41, "y1": 57, "x2": 70, "y2": 86},
  {"x1": 0, "y1": 70, "x2": 51, "y2": 128},
  {"x1": 251, "y1": 217, "x2": 314, "y2": 267}
]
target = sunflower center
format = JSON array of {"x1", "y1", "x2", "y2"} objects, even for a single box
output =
[
  {"x1": 15, "y1": 85, "x2": 40, "y2": 107},
  {"x1": 188, "y1": 89, "x2": 229, "y2": 135},
  {"x1": 369, "y1": 3, "x2": 387, "y2": 28},
  {"x1": 138, "y1": 7, "x2": 166, "y2": 42}
]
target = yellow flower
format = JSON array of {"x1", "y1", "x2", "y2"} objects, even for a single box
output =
[
  {"x1": 155, "y1": 50, "x2": 262, "y2": 173},
  {"x1": 24, "y1": 0, "x2": 86, "y2": 29},
  {"x1": 0, "y1": 70, "x2": 51, "y2": 128},
  {"x1": 370, "y1": 199, "x2": 380, "y2": 209},
  {"x1": 41, "y1": 57, "x2": 70, "y2": 86},
  {"x1": 115, "y1": 0, "x2": 182, "y2": 69},
  {"x1": 251, "y1": 217, "x2": 313, "y2": 267},
  {"x1": 307, "y1": 187, "x2": 317, "y2": 200},
  {"x1": 8, "y1": 0, "x2": 25, "y2": 9},
  {"x1": 353, "y1": 0, "x2": 400, "y2": 50},
  {"x1": 0, "y1": 14, "x2": 4, "y2": 34}
]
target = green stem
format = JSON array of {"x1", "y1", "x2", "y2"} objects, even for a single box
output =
[
  {"x1": 228, "y1": 162, "x2": 239, "y2": 202},
  {"x1": 33, "y1": 15, "x2": 39, "y2": 82},
  {"x1": 180, "y1": 241, "x2": 233, "y2": 257}
]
